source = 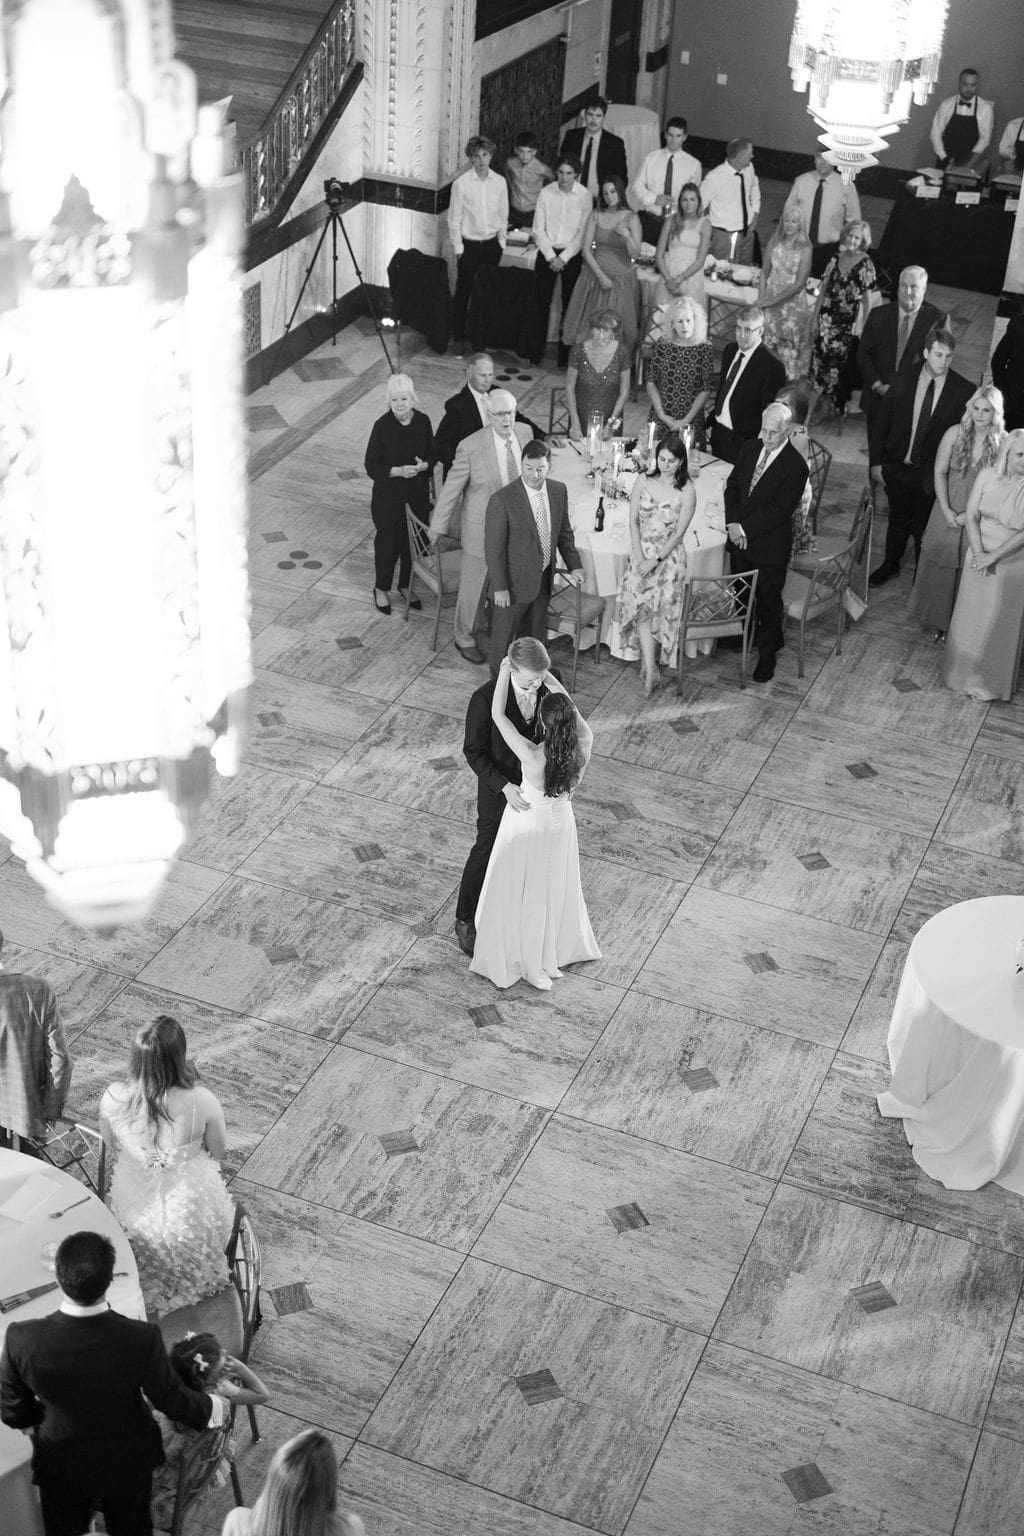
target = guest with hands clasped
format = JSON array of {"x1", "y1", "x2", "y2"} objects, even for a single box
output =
[{"x1": 364, "y1": 372, "x2": 435, "y2": 615}]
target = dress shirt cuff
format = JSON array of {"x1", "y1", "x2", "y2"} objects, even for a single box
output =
[{"x1": 206, "y1": 1393, "x2": 226, "y2": 1427}]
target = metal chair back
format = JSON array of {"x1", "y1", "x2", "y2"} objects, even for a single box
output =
[
  {"x1": 548, "y1": 387, "x2": 571, "y2": 435},
  {"x1": 546, "y1": 571, "x2": 606, "y2": 691},
  {"x1": 677, "y1": 570, "x2": 760, "y2": 689},
  {"x1": 225, "y1": 1202, "x2": 263, "y2": 1442},
  {"x1": 404, "y1": 508, "x2": 458, "y2": 650},
  {"x1": 784, "y1": 537, "x2": 858, "y2": 676},
  {"x1": 35, "y1": 1119, "x2": 106, "y2": 1201},
  {"x1": 806, "y1": 437, "x2": 833, "y2": 532}
]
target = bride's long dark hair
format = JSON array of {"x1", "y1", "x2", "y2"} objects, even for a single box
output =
[
  {"x1": 541, "y1": 693, "x2": 581, "y2": 797},
  {"x1": 123, "y1": 1015, "x2": 198, "y2": 1130}
]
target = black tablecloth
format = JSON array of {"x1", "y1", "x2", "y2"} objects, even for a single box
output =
[
  {"x1": 877, "y1": 190, "x2": 1014, "y2": 295},
  {"x1": 387, "y1": 248, "x2": 453, "y2": 353},
  {"x1": 466, "y1": 265, "x2": 535, "y2": 356}
]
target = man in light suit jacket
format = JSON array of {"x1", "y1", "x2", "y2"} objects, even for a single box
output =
[
  {"x1": 560, "y1": 97, "x2": 628, "y2": 198},
  {"x1": 869, "y1": 326, "x2": 974, "y2": 584},
  {"x1": 1, "y1": 1230, "x2": 222, "y2": 1536},
  {"x1": 430, "y1": 389, "x2": 533, "y2": 663},
  {"x1": 710, "y1": 309, "x2": 787, "y2": 464},
  {"x1": 0, "y1": 929, "x2": 71, "y2": 1152},
  {"x1": 725, "y1": 403, "x2": 809, "y2": 682},
  {"x1": 483, "y1": 439, "x2": 583, "y2": 672},
  {"x1": 857, "y1": 266, "x2": 947, "y2": 435},
  {"x1": 434, "y1": 354, "x2": 544, "y2": 478}
]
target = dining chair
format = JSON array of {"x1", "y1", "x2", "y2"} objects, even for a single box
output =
[
  {"x1": 404, "y1": 508, "x2": 460, "y2": 650},
  {"x1": 225, "y1": 1203, "x2": 264, "y2": 1444},
  {"x1": 795, "y1": 484, "x2": 874, "y2": 604},
  {"x1": 548, "y1": 386, "x2": 571, "y2": 435},
  {"x1": 676, "y1": 570, "x2": 760, "y2": 690},
  {"x1": 169, "y1": 1418, "x2": 243, "y2": 1535},
  {"x1": 34, "y1": 1118, "x2": 106, "y2": 1201},
  {"x1": 806, "y1": 437, "x2": 833, "y2": 532},
  {"x1": 546, "y1": 571, "x2": 607, "y2": 692},
  {"x1": 782, "y1": 536, "x2": 859, "y2": 676}
]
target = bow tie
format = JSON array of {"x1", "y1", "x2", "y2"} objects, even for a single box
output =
[{"x1": 957, "y1": 99, "x2": 974, "y2": 107}]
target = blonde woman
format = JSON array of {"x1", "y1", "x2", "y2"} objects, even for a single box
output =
[
  {"x1": 645, "y1": 296, "x2": 714, "y2": 449},
  {"x1": 221, "y1": 1429, "x2": 364, "y2": 1536},
  {"x1": 758, "y1": 204, "x2": 814, "y2": 380},
  {"x1": 944, "y1": 430, "x2": 1024, "y2": 700},
  {"x1": 910, "y1": 385, "x2": 1005, "y2": 639}
]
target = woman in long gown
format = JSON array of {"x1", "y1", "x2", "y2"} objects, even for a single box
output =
[
  {"x1": 808, "y1": 220, "x2": 875, "y2": 416},
  {"x1": 645, "y1": 297, "x2": 715, "y2": 450},
  {"x1": 653, "y1": 183, "x2": 710, "y2": 308},
  {"x1": 758, "y1": 205, "x2": 814, "y2": 381},
  {"x1": 943, "y1": 430, "x2": 1024, "y2": 701},
  {"x1": 909, "y1": 386, "x2": 1005, "y2": 639},
  {"x1": 616, "y1": 433, "x2": 697, "y2": 693},
  {"x1": 99, "y1": 1015, "x2": 235, "y2": 1317},
  {"x1": 562, "y1": 175, "x2": 642, "y2": 352},
  {"x1": 470, "y1": 651, "x2": 601, "y2": 992},
  {"x1": 566, "y1": 310, "x2": 632, "y2": 439}
]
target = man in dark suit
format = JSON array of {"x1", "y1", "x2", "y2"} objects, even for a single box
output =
[
  {"x1": 709, "y1": 309, "x2": 787, "y2": 464},
  {"x1": 0, "y1": 928, "x2": 71, "y2": 1152},
  {"x1": 1, "y1": 1230, "x2": 222, "y2": 1536},
  {"x1": 869, "y1": 326, "x2": 974, "y2": 585},
  {"x1": 434, "y1": 354, "x2": 543, "y2": 479},
  {"x1": 560, "y1": 97, "x2": 628, "y2": 199},
  {"x1": 725, "y1": 403, "x2": 810, "y2": 682},
  {"x1": 857, "y1": 266, "x2": 947, "y2": 437},
  {"x1": 455, "y1": 635, "x2": 554, "y2": 956},
  {"x1": 483, "y1": 439, "x2": 583, "y2": 672},
  {"x1": 992, "y1": 313, "x2": 1024, "y2": 430}
]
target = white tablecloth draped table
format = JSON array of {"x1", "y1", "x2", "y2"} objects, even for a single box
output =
[
  {"x1": 877, "y1": 896, "x2": 1024, "y2": 1192},
  {"x1": 0, "y1": 1149, "x2": 144, "y2": 1536},
  {"x1": 549, "y1": 445, "x2": 729, "y2": 661}
]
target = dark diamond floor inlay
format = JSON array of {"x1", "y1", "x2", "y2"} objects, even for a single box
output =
[
  {"x1": 680, "y1": 1067, "x2": 719, "y2": 1092},
  {"x1": 264, "y1": 944, "x2": 300, "y2": 966},
  {"x1": 269, "y1": 1280, "x2": 314, "y2": 1315},
  {"x1": 892, "y1": 676, "x2": 921, "y2": 694},
  {"x1": 606, "y1": 801, "x2": 640, "y2": 821},
  {"x1": 846, "y1": 761, "x2": 879, "y2": 780},
  {"x1": 353, "y1": 843, "x2": 385, "y2": 863},
  {"x1": 670, "y1": 717, "x2": 700, "y2": 736},
  {"x1": 607, "y1": 1202, "x2": 650, "y2": 1233},
  {"x1": 850, "y1": 1280, "x2": 897, "y2": 1313},
  {"x1": 429, "y1": 756, "x2": 461, "y2": 772},
  {"x1": 336, "y1": 636, "x2": 364, "y2": 650},
  {"x1": 468, "y1": 1004, "x2": 502, "y2": 1029},
  {"x1": 379, "y1": 1130, "x2": 420, "y2": 1158},
  {"x1": 258, "y1": 712, "x2": 285, "y2": 727},
  {"x1": 797, "y1": 851, "x2": 831, "y2": 871},
  {"x1": 515, "y1": 1368, "x2": 563, "y2": 1405},
  {"x1": 262, "y1": 531, "x2": 287, "y2": 543},
  {"x1": 743, "y1": 951, "x2": 779, "y2": 974},
  {"x1": 781, "y1": 1463, "x2": 834, "y2": 1503}
]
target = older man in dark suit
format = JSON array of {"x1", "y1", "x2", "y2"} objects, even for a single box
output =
[
  {"x1": 710, "y1": 308, "x2": 787, "y2": 465},
  {"x1": 857, "y1": 266, "x2": 947, "y2": 437},
  {"x1": 0, "y1": 930, "x2": 71, "y2": 1153},
  {"x1": 483, "y1": 439, "x2": 583, "y2": 672},
  {"x1": 725, "y1": 403, "x2": 810, "y2": 682},
  {"x1": 869, "y1": 326, "x2": 974, "y2": 585},
  {"x1": 1, "y1": 1230, "x2": 222, "y2": 1536},
  {"x1": 434, "y1": 354, "x2": 544, "y2": 479}
]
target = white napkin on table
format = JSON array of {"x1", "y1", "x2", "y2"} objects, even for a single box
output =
[{"x1": 0, "y1": 1172, "x2": 63, "y2": 1223}]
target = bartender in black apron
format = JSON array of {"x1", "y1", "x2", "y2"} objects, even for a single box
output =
[{"x1": 936, "y1": 71, "x2": 990, "y2": 173}]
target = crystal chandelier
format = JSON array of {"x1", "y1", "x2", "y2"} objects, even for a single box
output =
[
  {"x1": 790, "y1": 0, "x2": 949, "y2": 179},
  {"x1": 0, "y1": 0, "x2": 250, "y2": 929}
]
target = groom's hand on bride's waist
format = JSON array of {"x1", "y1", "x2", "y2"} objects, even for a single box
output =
[{"x1": 503, "y1": 783, "x2": 530, "y2": 812}]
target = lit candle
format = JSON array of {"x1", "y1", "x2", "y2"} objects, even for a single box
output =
[
  {"x1": 729, "y1": 231, "x2": 738, "y2": 261},
  {"x1": 612, "y1": 445, "x2": 622, "y2": 478},
  {"x1": 646, "y1": 420, "x2": 657, "y2": 453}
]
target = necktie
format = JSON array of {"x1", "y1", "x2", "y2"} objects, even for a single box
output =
[
  {"x1": 581, "y1": 138, "x2": 593, "y2": 190},
  {"x1": 895, "y1": 313, "x2": 912, "y2": 368},
  {"x1": 736, "y1": 170, "x2": 748, "y2": 234},
  {"x1": 750, "y1": 447, "x2": 770, "y2": 488},
  {"x1": 809, "y1": 181, "x2": 824, "y2": 245},
  {"x1": 505, "y1": 438, "x2": 517, "y2": 483},
  {"x1": 715, "y1": 349, "x2": 744, "y2": 415},
  {"x1": 909, "y1": 379, "x2": 935, "y2": 466},
  {"x1": 662, "y1": 153, "x2": 674, "y2": 203},
  {"x1": 532, "y1": 492, "x2": 551, "y2": 565}
]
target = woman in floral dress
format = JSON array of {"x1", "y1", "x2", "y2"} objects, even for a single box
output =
[
  {"x1": 758, "y1": 205, "x2": 814, "y2": 380},
  {"x1": 809, "y1": 219, "x2": 875, "y2": 415},
  {"x1": 615, "y1": 434, "x2": 697, "y2": 694}
]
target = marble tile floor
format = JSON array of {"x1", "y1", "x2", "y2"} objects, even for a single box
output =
[{"x1": 7, "y1": 267, "x2": 1024, "y2": 1535}]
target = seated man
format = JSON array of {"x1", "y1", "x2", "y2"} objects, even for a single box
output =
[
  {"x1": 784, "y1": 151, "x2": 862, "y2": 278},
  {"x1": 504, "y1": 130, "x2": 553, "y2": 230},
  {"x1": 929, "y1": 67, "x2": 994, "y2": 175},
  {"x1": 630, "y1": 116, "x2": 702, "y2": 247}
]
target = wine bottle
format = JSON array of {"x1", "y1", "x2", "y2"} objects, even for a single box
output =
[{"x1": 594, "y1": 495, "x2": 605, "y2": 533}]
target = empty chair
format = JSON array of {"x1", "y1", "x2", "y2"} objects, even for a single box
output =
[
  {"x1": 34, "y1": 1118, "x2": 106, "y2": 1201},
  {"x1": 404, "y1": 508, "x2": 461, "y2": 649},
  {"x1": 677, "y1": 570, "x2": 760, "y2": 689},
  {"x1": 546, "y1": 570, "x2": 607, "y2": 691},
  {"x1": 806, "y1": 436, "x2": 833, "y2": 532},
  {"x1": 795, "y1": 484, "x2": 874, "y2": 603},
  {"x1": 783, "y1": 537, "x2": 859, "y2": 676}
]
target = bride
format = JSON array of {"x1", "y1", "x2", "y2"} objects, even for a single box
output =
[
  {"x1": 470, "y1": 654, "x2": 601, "y2": 991},
  {"x1": 99, "y1": 1015, "x2": 235, "y2": 1317}
]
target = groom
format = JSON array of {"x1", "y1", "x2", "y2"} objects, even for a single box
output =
[{"x1": 455, "y1": 635, "x2": 553, "y2": 957}]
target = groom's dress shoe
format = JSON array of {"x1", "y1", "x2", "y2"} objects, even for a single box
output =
[{"x1": 455, "y1": 918, "x2": 476, "y2": 957}]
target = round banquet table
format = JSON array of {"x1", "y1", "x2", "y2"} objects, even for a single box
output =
[
  {"x1": 0, "y1": 1149, "x2": 145, "y2": 1536},
  {"x1": 876, "y1": 896, "x2": 1024, "y2": 1192},
  {"x1": 549, "y1": 444, "x2": 729, "y2": 662}
]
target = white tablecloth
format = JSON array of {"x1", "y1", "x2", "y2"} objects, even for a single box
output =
[
  {"x1": 601, "y1": 104, "x2": 661, "y2": 186},
  {"x1": 550, "y1": 445, "x2": 729, "y2": 659},
  {"x1": 877, "y1": 896, "x2": 1024, "y2": 1192},
  {"x1": 0, "y1": 1150, "x2": 144, "y2": 1536}
]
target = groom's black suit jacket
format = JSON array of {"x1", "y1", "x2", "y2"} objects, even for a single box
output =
[
  {"x1": 464, "y1": 676, "x2": 551, "y2": 804},
  {"x1": 0, "y1": 1308, "x2": 213, "y2": 1483}
]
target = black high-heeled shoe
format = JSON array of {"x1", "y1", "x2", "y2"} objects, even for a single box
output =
[
  {"x1": 373, "y1": 588, "x2": 392, "y2": 615},
  {"x1": 398, "y1": 589, "x2": 422, "y2": 611}
]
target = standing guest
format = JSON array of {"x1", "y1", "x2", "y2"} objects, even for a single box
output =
[
  {"x1": 616, "y1": 433, "x2": 697, "y2": 694},
  {"x1": 700, "y1": 138, "x2": 760, "y2": 265},
  {"x1": 997, "y1": 114, "x2": 1024, "y2": 175},
  {"x1": 448, "y1": 135, "x2": 508, "y2": 352},
  {"x1": 430, "y1": 390, "x2": 533, "y2": 664},
  {"x1": 566, "y1": 310, "x2": 632, "y2": 441},
  {"x1": 710, "y1": 308, "x2": 786, "y2": 464},
  {"x1": 221, "y1": 1427, "x2": 365, "y2": 1536},
  {"x1": 725, "y1": 402, "x2": 809, "y2": 683},
  {"x1": 930, "y1": 67, "x2": 994, "y2": 175},
  {"x1": 857, "y1": 266, "x2": 947, "y2": 437},
  {"x1": 808, "y1": 219, "x2": 876, "y2": 419},
  {"x1": 758, "y1": 205, "x2": 815, "y2": 381},
  {"x1": 1, "y1": 1230, "x2": 224, "y2": 1536},
  {"x1": 909, "y1": 386, "x2": 1005, "y2": 639},
  {"x1": 630, "y1": 117, "x2": 702, "y2": 246},
  {"x1": 435, "y1": 355, "x2": 543, "y2": 478},
  {"x1": 784, "y1": 152, "x2": 862, "y2": 277},
  {"x1": 561, "y1": 176, "x2": 642, "y2": 352},
  {"x1": 868, "y1": 326, "x2": 975, "y2": 586},
  {"x1": 0, "y1": 929, "x2": 71, "y2": 1154},
  {"x1": 364, "y1": 373, "x2": 435, "y2": 615},
  {"x1": 454, "y1": 637, "x2": 556, "y2": 957},
  {"x1": 484, "y1": 438, "x2": 583, "y2": 670},
  {"x1": 653, "y1": 183, "x2": 711, "y2": 309},
  {"x1": 470, "y1": 653, "x2": 600, "y2": 992},
  {"x1": 992, "y1": 314, "x2": 1024, "y2": 429},
  {"x1": 530, "y1": 153, "x2": 592, "y2": 368},
  {"x1": 504, "y1": 130, "x2": 553, "y2": 229},
  {"x1": 943, "y1": 430, "x2": 1024, "y2": 701},
  {"x1": 99, "y1": 1015, "x2": 235, "y2": 1318},
  {"x1": 646, "y1": 297, "x2": 715, "y2": 449},
  {"x1": 560, "y1": 97, "x2": 627, "y2": 201}
]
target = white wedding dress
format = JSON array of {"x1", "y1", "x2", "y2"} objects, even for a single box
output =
[{"x1": 470, "y1": 763, "x2": 601, "y2": 991}]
